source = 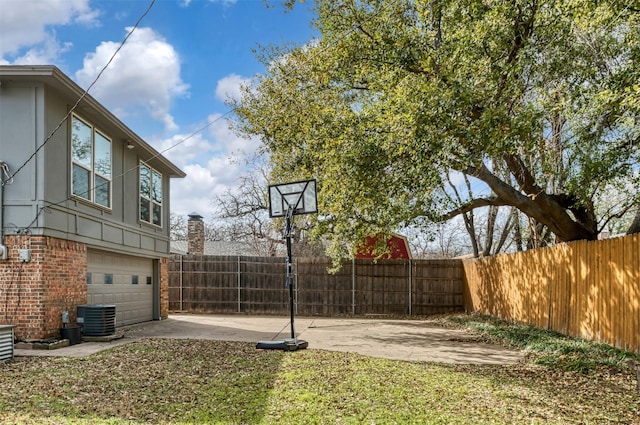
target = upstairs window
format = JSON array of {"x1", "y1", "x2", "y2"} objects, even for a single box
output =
[
  {"x1": 139, "y1": 162, "x2": 162, "y2": 227},
  {"x1": 71, "y1": 114, "x2": 112, "y2": 208}
]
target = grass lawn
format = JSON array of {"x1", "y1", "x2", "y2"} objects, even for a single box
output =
[{"x1": 1, "y1": 314, "x2": 638, "y2": 424}]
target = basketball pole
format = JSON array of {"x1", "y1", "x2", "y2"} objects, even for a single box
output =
[
  {"x1": 285, "y1": 206, "x2": 296, "y2": 340},
  {"x1": 257, "y1": 180, "x2": 316, "y2": 351},
  {"x1": 256, "y1": 203, "x2": 308, "y2": 351}
]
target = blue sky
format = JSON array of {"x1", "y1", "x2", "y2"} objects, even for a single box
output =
[{"x1": 0, "y1": 0, "x2": 317, "y2": 219}]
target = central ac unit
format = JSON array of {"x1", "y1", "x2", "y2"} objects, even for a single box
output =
[
  {"x1": 0, "y1": 325, "x2": 14, "y2": 361},
  {"x1": 77, "y1": 304, "x2": 116, "y2": 336}
]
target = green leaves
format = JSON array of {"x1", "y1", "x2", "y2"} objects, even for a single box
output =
[{"x1": 233, "y1": 0, "x2": 640, "y2": 259}]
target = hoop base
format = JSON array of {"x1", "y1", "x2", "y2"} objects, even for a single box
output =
[{"x1": 256, "y1": 338, "x2": 308, "y2": 351}]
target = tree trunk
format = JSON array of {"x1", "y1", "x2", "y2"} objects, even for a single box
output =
[{"x1": 465, "y1": 162, "x2": 598, "y2": 243}]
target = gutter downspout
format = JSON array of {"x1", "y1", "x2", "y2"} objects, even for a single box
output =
[
  {"x1": 0, "y1": 161, "x2": 14, "y2": 260},
  {"x1": 0, "y1": 162, "x2": 6, "y2": 256},
  {"x1": 0, "y1": 172, "x2": 3, "y2": 241}
]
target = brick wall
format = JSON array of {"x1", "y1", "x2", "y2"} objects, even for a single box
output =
[
  {"x1": 187, "y1": 213, "x2": 204, "y2": 255},
  {"x1": 159, "y1": 257, "x2": 169, "y2": 319},
  {"x1": 0, "y1": 235, "x2": 87, "y2": 340}
]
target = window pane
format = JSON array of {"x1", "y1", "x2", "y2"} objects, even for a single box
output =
[
  {"x1": 94, "y1": 132, "x2": 111, "y2": 178},
  {"x1": 72, "y1": 116, "x2": 92, "y2": 168},
  {"x1": 95, "y1": 175, "x2": 110, "y2": 207},
  {"x1": 140, "y1": 164, "x2": 150, "y2": 198},
  {"x1": 152, "y1": 171, "x2": 162, "y2": 203},
  {"x1": 152, "y1": 203, "x2": 162, "y2": 226},
  {"x1": 140, "y1": 198, "x2": 150, "y2": 222},
  {"x1": 72, "y1": 164, "x2": 90, "y2": 199}
]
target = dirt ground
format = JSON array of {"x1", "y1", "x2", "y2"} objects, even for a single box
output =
[{"x1": 14, "y1": 314, "x2": 523, "y2": 365}]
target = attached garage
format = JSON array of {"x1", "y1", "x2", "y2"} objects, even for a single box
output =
[{"x1": 87, "y1": 249, "x2": 157, "y2": 327}]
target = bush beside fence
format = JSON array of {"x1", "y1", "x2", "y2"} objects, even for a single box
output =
[{"x1": 168, "y1": 256, "x2": 464, "y2": 316}]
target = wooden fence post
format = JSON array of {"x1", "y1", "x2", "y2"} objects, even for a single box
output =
[
  {"x1": 237, "y1": 256, "x2": 241, "y2": 313},
  {"x1": 352, "y1": 258, "x2": 356, "y2": 315},
  {"x1": 294, "y1": 258, "x2": 299, "y2": 315},
  {"x1": 408, "y1": 259, "x2": 412, "y2": 316},
  {"x1": 179, "y1": 255, "x2": 183, "y2": 311}
]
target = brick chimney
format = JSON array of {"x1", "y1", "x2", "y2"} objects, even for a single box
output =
[{"x1": 187, "y1": 212, "x2": 204, "y2": 255}]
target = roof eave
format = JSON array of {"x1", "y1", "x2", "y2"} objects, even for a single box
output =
[{"x1": 0, "y1": 65, "x2": 186, "y2": 178}]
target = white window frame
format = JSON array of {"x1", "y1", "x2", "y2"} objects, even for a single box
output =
[
  {"x1": 70, "y1": 114, "x2": 112, "y2": 209},
  {"x1": 139, "y1": 161, "x2": 163, "y2": 227}
]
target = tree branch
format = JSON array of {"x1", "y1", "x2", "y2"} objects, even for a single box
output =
[{"x1": 439, "y1": 196, "x2": 511, "y2": 221}]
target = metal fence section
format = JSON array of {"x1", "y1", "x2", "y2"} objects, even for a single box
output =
[{"x1": 168, "y1": 255, "x2": 464, "y2": 316}]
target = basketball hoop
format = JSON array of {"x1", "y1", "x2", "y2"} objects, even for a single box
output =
[
  {"x1": 257, "y1": 179, "x2": 317, "y2": 351},
  {"x1": 267, "y1": 179, "x2": 318, "y2": 218}
]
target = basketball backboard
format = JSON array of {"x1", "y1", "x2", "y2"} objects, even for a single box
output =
[{"x1": 268, "y1": 179, "x2": 318, "y2": 218}]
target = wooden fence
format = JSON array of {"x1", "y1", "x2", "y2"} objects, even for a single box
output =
[
  {"x1": 168, "y1": 256, "x2": 464, "y2": 316},
  {"x1": 463, "y1": 234, "x2": 640, "y2": 353}
]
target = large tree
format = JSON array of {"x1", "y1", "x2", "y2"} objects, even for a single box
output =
[{"x1": 233, "y1": 0, "x2": 640, "y2": 260}]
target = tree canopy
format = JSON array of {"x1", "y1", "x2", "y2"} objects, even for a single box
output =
[{"x1": 232, "y1": 0, "x2": 640, "y2": 261}]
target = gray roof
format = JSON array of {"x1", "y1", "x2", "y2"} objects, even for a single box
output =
[{"x1": 170, "y1": 240, "x2": 258, "y2": 256}]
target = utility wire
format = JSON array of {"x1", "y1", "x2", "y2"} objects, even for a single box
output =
[
  {"x1": 19, "y1": 0, "x2": 401, "y2": 233},
  {"x1": 150, "y1": 0, "x2": 404, "y2": 160},
  {"x1": 7, "y1": 0, "x2": 156, "y2": 183},
  {"x1": 7, "y1": 0, "x2": 155, "y2": 232}
]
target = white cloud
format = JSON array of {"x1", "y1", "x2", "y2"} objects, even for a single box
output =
[
  {"x1": 171, "y1": 164, "x2": 217, "y2": 217},
  {"x1": 0, "y1": 0, "x2": 98, "y2": 58},
  {"x1": 206, "y1": 112, "x2": 260, "y2": 157},
  {"x1": 152, "y1": 132, "x2": 216, "y2": 170},
  {"x1": 153, "y1": 112, "x2": 259, "y2": 164},
  {"x1": 170, "y1": 157, "x2": 246, "y2": 217},
  {"x1": 215, "y1": 73, "x2": 250, "y2": 104},
  {"x1": 75, "y1": 26, "x2": 189, "y2": 131},
  {"x1": 155, "y1": 112, "x2": 261, "y2": 217},
  {"x1": 9, "y1": 39, "x2": 73, "y2": 66}
]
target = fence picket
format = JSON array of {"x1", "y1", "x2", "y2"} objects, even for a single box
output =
[
  {"x1": 462, "y1": 235, "x2": 640, "y2": 353},
  {"x1": 168, "y1": 235, "x2": 639, "y2": 353},
  {"x1": 169, "y1": 256, "x2": 463, "y2": 316}
]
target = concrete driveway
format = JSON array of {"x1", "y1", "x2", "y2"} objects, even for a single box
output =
[{"x1": 14, "y1": 314, "x2": 523, "y2": 365}]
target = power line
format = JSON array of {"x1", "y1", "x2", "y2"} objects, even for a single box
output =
[
  {"x1": 154, "y1": 0, "x2": 403, "y2": 161},
  {"x1": 16, "y1": 1, "x2": 403, "y2": 233},
  {"x1": 5, "y1": 0, "x2": 156, "y2": 233},
  {"x1": 7, "y1": 0, "x2": 156, "y2": 183}
]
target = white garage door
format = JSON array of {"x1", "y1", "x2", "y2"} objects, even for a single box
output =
[{"x1": 87, "y1": 249, "x2": 154, "y2": 327}]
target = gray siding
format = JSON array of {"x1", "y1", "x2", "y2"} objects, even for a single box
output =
[
  {"x1": 0, "y1": 72, "x2": 180, "y2": 258},
  {"x1": 0, "y1": 83, "x2": 43, "y2": 203}
]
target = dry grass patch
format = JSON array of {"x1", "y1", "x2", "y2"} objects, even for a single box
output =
[{"x1": 1, "y1": 335, "x2": 638, "y2": 424}]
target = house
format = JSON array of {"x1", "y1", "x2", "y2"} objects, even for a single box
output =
[
  {"x1": 170, "y1": 213, "x2": 277, "y2": 256},
  {"x1": 356, "y1": 233, "x2": 413, "y2": 260},
  {"x1": 0, "y1": 65, "x2": 185, "y2": 340}
]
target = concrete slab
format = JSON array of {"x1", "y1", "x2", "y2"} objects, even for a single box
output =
[{"x1": 14, "y1": 314, "x2": 523, "y2": 365}]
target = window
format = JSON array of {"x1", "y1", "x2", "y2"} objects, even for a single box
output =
[
  {"x1": 139, "y1": 162, "x2": 162, "y2": 226},
  {"x1": 71, "y1": 115, "x2": 112, "y2": 208}
]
